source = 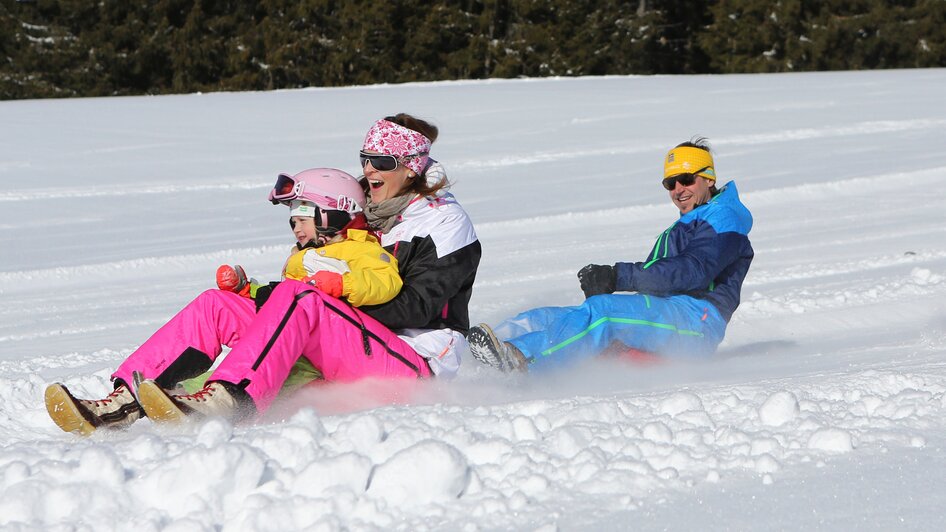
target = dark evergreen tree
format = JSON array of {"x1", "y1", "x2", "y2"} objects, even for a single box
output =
[
  {"x1": 1, "y1": 0, "x2": 944, "y2": 100},
  {"x1": 702, "y1": 0, "x2": 946, "y2": 73}
]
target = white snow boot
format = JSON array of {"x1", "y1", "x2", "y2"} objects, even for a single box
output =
[
  {"x1": 45, "y1": 382, "x2": 144, "y2": 436},
  {"x1": 138, "y1": 380, "x2": 251, "y2": 423},
  {"x1": 468, "y1": 324, "x2": 529, "y2": 373}
]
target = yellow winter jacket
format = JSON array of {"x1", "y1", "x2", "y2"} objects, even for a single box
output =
[{"x1": 282, "y1": 229, "x2": 401, "y2": 306}]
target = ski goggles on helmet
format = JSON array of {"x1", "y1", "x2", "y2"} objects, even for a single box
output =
[
  {"x1": 270, "y1": 173, "x2": 303, "y2": 201},
  {"x1": 359, "y1": 150, "x2": 428, "y2": 173},
  {"x1": 662, "y1": 166, "x2": 709, "y2": 191},
  {"x1": 269, "y1": 173, "x2": 361, "y2": 213}
]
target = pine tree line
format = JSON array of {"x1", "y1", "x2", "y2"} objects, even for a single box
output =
[{"x1": 2, "y1": 0, "x2": 944, "y2": 100}]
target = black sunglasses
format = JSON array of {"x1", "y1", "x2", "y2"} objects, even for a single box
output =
[
  {"x1": 662, "y1": 166, "x2": 709, "y2": 191},
  {"x1": 359, "y1": 150, "x2": 427, "y2": 172}
]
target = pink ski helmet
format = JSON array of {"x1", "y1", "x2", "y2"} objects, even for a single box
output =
[{"x1": 268, "y1": 168, "x2": 366, "y2": 237}]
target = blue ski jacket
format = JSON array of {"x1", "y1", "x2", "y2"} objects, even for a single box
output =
[{"x1": 613, "y1": 181, "x2": 753, "y2": 322}]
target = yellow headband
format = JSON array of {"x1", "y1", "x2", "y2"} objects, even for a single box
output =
[{"x1": 664, "y1": 146, "x2": 716, "y2": 181}]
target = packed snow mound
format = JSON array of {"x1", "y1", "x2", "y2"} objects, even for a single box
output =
[{"x1": 2, "y1": 362, "x2": 945, "y2": 529}]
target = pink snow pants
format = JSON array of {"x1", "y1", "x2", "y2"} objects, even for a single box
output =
[
  {"x1": 113, "y1": 289, "x2": 256, "y2": 389},
  {"x1": 113, "y1": 281, "x2": 431, "y2": 412}
]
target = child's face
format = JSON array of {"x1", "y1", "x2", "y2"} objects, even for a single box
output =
[{"x1": 290, "y1": 216, "x2": 318, "y2": 246}]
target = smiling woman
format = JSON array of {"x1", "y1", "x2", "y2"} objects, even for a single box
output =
[
  {"x1": 359, "y1": 114, "x2": 448, "y2": 204},
  {"x1": 350, "y1": 114, "x2": 481, "y2": 368}
]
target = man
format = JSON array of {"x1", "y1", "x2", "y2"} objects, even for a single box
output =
[{"x1": 468, "y1": 138, "x2": 754, "y2": 372}]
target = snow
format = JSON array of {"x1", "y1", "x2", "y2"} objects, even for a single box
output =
[{"x1": 2, "y1": 68, "x2": 946, "y2": 530}]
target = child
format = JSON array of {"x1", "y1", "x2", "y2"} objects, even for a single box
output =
[
  {"x1": 45, "y1": 168, "x2": 400, "y2": 435},
  {"x1": 180, "y1": 167, "x2": 404, "y2": 393}
]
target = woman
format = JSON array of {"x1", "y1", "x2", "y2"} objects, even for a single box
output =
[{"x1": 47, "y1": 114, "x2": 482, "y2": 432}]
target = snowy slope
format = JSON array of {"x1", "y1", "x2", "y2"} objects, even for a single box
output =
[{"x1": 2, "y1": 69, "x2": 946, "y2": 530}]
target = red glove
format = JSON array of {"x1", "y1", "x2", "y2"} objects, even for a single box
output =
[
  {"x1": 303, "y1": 271, "x2": 344, "y2": 298},
  {"x1": 216, "y1": 264, "x2": 251, "y2": 297}
]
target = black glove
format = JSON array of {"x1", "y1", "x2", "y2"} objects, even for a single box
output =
[
  {"x1": 252, "y1": 281, "x2": 281, "y2": 311},
  {"x1": 578, "y1": 264, "x2": 616, "y2": 298}
]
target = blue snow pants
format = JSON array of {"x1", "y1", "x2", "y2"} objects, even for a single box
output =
[{"x1": 493, "y1": 293, "x2": 727, "y2": 372}]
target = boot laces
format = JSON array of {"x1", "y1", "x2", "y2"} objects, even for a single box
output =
[
  {"x1": 185, "y1": 383, "x2": 218, "y2": 402},
  {"x1": 91, "y1": 386, "x2": 128, "y2": 407}
]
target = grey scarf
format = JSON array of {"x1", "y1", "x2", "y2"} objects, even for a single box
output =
[{"x1": 365, "y1": 193, "x2": 417, "y2": 234}]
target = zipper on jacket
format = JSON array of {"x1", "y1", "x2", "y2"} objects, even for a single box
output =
[{"x1": 643, "y1": 222, "x2": 676, "y2": 269}]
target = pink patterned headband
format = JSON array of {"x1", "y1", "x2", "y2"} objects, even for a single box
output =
[{"x1": 362, "y1": 119, "x2": 432, "y2": 175}]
